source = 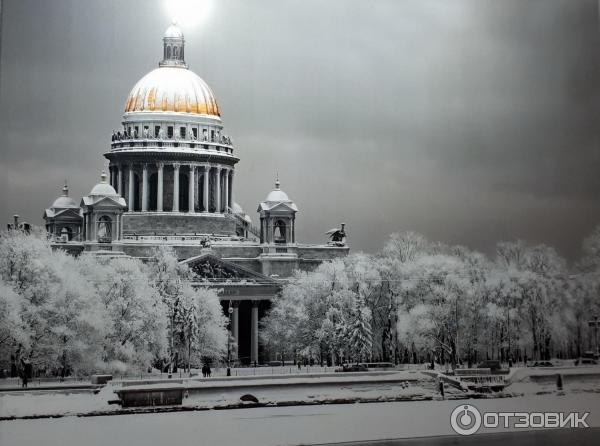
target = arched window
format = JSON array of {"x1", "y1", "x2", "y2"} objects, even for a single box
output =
[
  {"x1": 274, "y1": 220, "x2": 286, "y2": 244},
  {"x1": 167, "y1": 46, "x2": 172, "y2": 59},
  {"x1": 97, "y1": 216, "x2": 112, "y2": 242}
]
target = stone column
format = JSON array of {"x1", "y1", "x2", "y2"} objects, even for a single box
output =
[
  {"x1": 117, "y1": 214, "x2": 122, "y2": 240},
  {"x1": 188, "y1": 164, "x2": 195, "y2": 212},
  {"x1": 128, "y1": 165, "x2": 135, "y2": 211},
  {"x1": 251, "y1": 300, "x2": 259, "y2": 364},
  {"x1": 157, "y1": 162, "x2": 164, "y2": 212},
  {"x1": 223, "y1": 168, "x2": 229, "y2": 212},
  {"x1": 215, "y1": 167, "x2": 222, "y2": 213},
  {"x1": 231, "y1": 301, "x2": 239, "y2": 355},
  {"x1": 203, "y1": 165, "x2": 210, "y2": 212},
  {"x1": 117, "y1": 165, "x2": 123, "y2": 196},
  {"x1": 90, "y1": 213, "x2": 94, "y2": 241},
  {"x1": 229, "y1": 170, "x2": 234, "y2": 209},
  {"x1": 141, "y1": 164, "x2": 149, "y2": 212},
  {"x1": 173, "y1": 163, "x2": 180, "y2": 212}
]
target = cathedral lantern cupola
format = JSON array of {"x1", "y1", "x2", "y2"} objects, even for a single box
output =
[
  {"x1": 257, "y1": 178, "x2": 298, "y2": 244},
  {"x1": 160, "y1": 22, "x2": 187, "y2": 68}
]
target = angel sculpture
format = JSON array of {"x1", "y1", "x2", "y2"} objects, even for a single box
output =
[{"x1": 325, "y1": 223, "x2": 347, "y2": 246}]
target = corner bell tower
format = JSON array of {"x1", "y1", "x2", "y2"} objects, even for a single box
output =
[{"x1": 258, "y1": 178, "x2": 298, "y2": 245}]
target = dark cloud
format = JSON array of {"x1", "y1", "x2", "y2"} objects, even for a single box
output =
[{"x1": 1, "y1": 0, "x2": 599, "y2": 260}]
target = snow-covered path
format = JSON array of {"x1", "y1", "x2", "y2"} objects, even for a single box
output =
[{"x1": 1, "y1": 393, "x2": 599, "y2": 446}]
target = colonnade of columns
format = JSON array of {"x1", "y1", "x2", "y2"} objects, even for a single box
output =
[{"x1": 110, "y1": 162, "x2": 234, "y2": 213}]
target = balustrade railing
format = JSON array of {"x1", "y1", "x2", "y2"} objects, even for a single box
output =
[
  {"x1": 50, "y1": 234, "x2": 83, "y2": 243},
  {"x1": 223, "y1": 207, "x2": 261, "y2": 238},
  {"x1": 122, "y1": 233, "x2": 246, "y2": 242},
  {"x1": 110, "y1": 137, "x2": 234, "y2": 155}
]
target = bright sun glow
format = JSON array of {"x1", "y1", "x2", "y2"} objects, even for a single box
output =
[{"x1": 165, "y1": 0, "x2": 212, "y2": 29}]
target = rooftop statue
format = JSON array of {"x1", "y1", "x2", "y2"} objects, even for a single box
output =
[{"x1": 326, "y1": 223, "x2": 347, "y2": 246}]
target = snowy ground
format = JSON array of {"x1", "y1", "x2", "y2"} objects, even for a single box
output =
[{"x1": 1, "y1": 393, "x2": 599, "y2": 446}]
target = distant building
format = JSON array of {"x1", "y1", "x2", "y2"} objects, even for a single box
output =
[{"x1": 40, "y1": 23, "x2": 349, "y2": 364}]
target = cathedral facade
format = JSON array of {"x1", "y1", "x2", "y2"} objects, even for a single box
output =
[{"x1": 42, "y1": 24, "x2": 348, "y2": 365}]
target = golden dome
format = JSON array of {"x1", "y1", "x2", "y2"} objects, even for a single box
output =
[{"x1": 124, "y1": 66, "x2": 220, "y2": 116}]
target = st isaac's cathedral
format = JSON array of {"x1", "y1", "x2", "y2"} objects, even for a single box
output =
[{"x1": 40, "y1": 23, "x2": 349, "y2": 365}]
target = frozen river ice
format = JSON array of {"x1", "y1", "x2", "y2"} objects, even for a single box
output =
[{"x1": 1, "y1": 393, "x2": 599, "y2": 446}]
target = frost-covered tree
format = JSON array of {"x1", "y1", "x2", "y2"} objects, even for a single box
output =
[
  {"x1": 148, "y1": 248, "x2": 226, "y2": 371},
  {"x1": 379, "y1": 232, "x2": 433, "y2": 363},
  {"x1": 0, "y1": 229, "x2": 106, "y2": 374},
  {"x1": 148, "y1": 246, "x2": 189, "y2": 368},
  {"x1": 4, "y1": 222, "x2": 599, "y2": 375},
  {"x1": 0, "y1": 280, "x2": 27, "y2": 354},
  {"x1": 261, "y1": 290, "x2": 304, "y2": 363},
  {"x1": 78, "y1": 254, "x2": 167, "y2": 373},
  {"x1": 346, "y1": 295, "x2": 373, "y2": 363},
  {"x1": 579, "y1": 225, "x2": 600, "y2": 272},
  {"x1": 191, "y1": 287, "x2": 227, "y2": 363},
  {"x1": 345, "y1": 253, "x2": 382, "y2": 359},
  {"x1": 176, "y1": 286, "x2": 227, "y2": 370},
  {"x1": 38, "y1": 254, "x2": 105, "y2": 374}
]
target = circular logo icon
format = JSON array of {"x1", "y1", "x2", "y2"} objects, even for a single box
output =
[{"x1": 450, "y1": 404, "x2": 482, "y2": 436}]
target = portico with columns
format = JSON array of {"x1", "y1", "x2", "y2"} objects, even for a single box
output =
[{"x1": 182, "y1": 252, "x2": 279, "y2": 364}]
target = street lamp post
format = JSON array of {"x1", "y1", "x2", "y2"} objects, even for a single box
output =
[
  {"x1": 589, "y1": 315, "x2": 600, "y2": 358},
  {"x1": 227, "y1": 301, "x2": 233, "y2": 377}
]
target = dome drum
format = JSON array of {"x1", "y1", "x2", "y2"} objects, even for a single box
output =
[
  {"x1": 108, "y1": 139, "x2": 236, "y2": 159},
  {"x1": 110, "y1": 114, "x2": 234, "y2": 157},
  {"x1": 100, "y1": 23, "x2": 241, "y2": 236}
]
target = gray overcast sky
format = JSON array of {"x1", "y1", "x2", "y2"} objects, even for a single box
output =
[{"x1": 1, "y1": 0, "x2": 599, "y2": 260}]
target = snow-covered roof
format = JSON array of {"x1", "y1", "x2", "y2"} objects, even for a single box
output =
[
  {"x1": 89, "y1": 171, "x2": 119, "y2": 197},
  {"x1": 81, "y1": 172, "x2": 126, "y2": 209},
  {"x1": 258, "y1": 179, "x2": 298, "y2": 213},
  {"x1": 164, "y1": 23, "x2": 183, "y2": 39},
  {"x1": 49, "y1": 182, "x2": 78, "y2": 209}
]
